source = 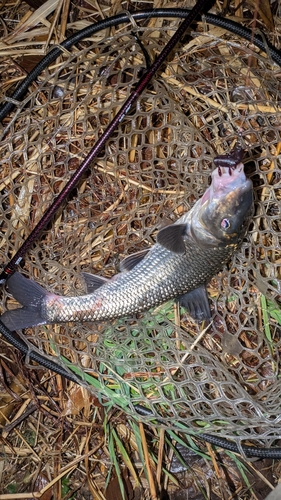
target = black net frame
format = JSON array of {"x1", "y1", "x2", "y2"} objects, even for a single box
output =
[{"x1": 0, "y1": 11, "x2": 281, "y2": 447}]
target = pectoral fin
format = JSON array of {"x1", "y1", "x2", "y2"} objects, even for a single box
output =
[
  {"x1": 156, "y1": 224, "x2": 187, "y2": 254},
  {"x1": 178, "y1": 286, "x2": 211, "y2": 321}
]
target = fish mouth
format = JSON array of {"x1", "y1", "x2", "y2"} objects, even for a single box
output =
[
  {"x1": 200, "y1": 162, "x2": 250, "y2": 205},
  {"x1": 196, "y1": 160, "x2": 253, "y2": 237},
  {"x1": 190, "y1": 147, "x2": 253, "y2": 247}
]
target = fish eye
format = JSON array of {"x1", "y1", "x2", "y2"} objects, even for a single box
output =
[{"x1": 221, "y1": 218, "x2": 231, "y2": 230}]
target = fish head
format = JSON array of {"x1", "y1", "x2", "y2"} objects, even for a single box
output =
[{"x1": 191, "y1": 147, "x2": 253, "y2": 247}]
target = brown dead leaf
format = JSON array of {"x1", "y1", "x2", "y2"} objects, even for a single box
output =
[
  {"x1": 106, "y1": 476, "x2": 128, "y2": 500},
  {"x1": 18, "y1": 55, "x2": 44, "y2": 73},
  {"x1": 32, "y1": 473, "x2": 53, "y2": 500},
  {"x1": 62, "y1": 386, "x2": 92, "y2": 416}
]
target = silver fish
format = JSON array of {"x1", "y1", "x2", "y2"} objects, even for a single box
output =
[{"x1": 1, "y1": 146, "x2": 253, "y2": 330}]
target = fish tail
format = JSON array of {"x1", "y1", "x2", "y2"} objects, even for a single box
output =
[{"x1": 1, "y1": 272, "x2": 49, "y2": 330}]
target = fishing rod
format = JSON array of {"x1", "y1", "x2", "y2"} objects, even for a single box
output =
[
  {"x1": 0, "y1": 8, "x2": 281, "y2": 283},
  {"x1": 1, "y1": 2, "x2": 281, "y2": 459},
  {"x1": 0, "y1": 0, "x2": 216, "y2": 283},
  {"x1": 0, "y1": 6, "x2": 280, "y2": 281},
  {"x1": 1, "y1": 8, "x2": 281, "y2": 122}
]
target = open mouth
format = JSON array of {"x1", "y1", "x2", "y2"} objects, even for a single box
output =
[{"x1": 200, "y1": 162, "x2": 246, "y2": 206}]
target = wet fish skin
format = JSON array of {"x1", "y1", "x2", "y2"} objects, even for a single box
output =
[
  {"x1": 47, "y1": 239, "x2": 234, "y2": 322},
  {"x1": 1, "y1": 147, "x2": 253, "y2": 330}
]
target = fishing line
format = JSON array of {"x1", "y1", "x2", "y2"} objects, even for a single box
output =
[{"x1": 1, "y1": 4, "x2": 281, "y2": 459}]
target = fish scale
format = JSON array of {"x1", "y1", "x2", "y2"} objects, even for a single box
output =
[
  {"x1": 43, "y1": 239, "x2": 234, "y2": 323},
  {"x1": 1, "y1": 147, "x2": 253, "y2": 331}
]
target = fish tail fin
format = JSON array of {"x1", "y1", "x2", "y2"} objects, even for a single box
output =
[{"x1": 1, "y1": 272, "x2": 48, "y2": 330}]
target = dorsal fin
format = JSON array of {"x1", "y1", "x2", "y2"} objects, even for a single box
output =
[
  {"x1": 156, "y1": 223, "x2": 187, "y2": 254},
  {"x1": 81, "y1": 272, "x2": 109, "y2": 293},
  {"x1": 120, "y1": 248, "x2": 150, "y2": 272}
]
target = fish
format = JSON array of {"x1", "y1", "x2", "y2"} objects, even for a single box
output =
[{"x1": 1, "y1": 145, "x2": 253, "y2": 331}]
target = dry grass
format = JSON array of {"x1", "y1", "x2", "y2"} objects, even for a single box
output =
[{"x1": 0, "y1": 0, "x2": 281, "y2": 498}]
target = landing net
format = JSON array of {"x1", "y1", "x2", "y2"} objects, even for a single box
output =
[{"x1": 1, "y1": 16, "x2": 281, "y2": 445}]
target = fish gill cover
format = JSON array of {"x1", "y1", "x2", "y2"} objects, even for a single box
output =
[{"x1": 0, "y1": 17, "x2": 280, "y2": 445}]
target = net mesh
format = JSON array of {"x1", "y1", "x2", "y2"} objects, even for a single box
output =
[{"x1": 1, "y1": 18, "x2": 281, "y2": 445}]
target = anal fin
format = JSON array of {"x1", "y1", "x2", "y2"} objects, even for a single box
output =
[{"x1": 177, "y1": 286, "x2": 211, "y2": 321}]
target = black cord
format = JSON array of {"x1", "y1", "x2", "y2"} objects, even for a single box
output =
[
  {"x1": 1, "y1": 8, "x2": 281, "y2": 120},
  {"x1": 0, "y1": 319, "x2": 79, "y2": 384},
  {"x1": 1, "y1": 315, "x2": 281, "y2": 459},
  {"x1": 2, "y1": 310, "x2": 281, "y2": 460},
  {"x1": 1, "y1": 7, "x2": 281, "y2": 460},
  {"x1": 134, "y1": 404, "x2": 281, "y2": 460},
  {"x1": 0, "y1": 314, "x2": 281, "y2": 459},
  {"x1": 0, "y1": 1, "x2": 214, "y2": 283}
]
